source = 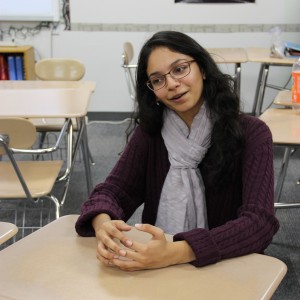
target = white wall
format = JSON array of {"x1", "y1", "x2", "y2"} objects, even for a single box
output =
[
  {"x1": 1, "y1": 0, "x2": 299, "y2": 113},
  {"x1": 70, "y1": 0, "x2": 299, "y2": 25}
]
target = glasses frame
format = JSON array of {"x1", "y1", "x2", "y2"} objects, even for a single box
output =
[{"x1": 146, "y1": 59, "x2": 196, "y2": 92}]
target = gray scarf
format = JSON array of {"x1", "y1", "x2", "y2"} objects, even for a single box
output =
[{"x1": 155, "y1": 102, "x2": 213, "y2": 234}]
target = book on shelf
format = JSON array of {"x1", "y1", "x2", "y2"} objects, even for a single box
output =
[
  {"x1": 6, "y1": 55, "x2": 24, "y2": 80},
  {"x1": 0, "y1": 54, "x2": 9, "y2": 80},
  {"x1": 7, "y1": 55, "x2": 17, "y2": 80},
  {"x1": 15, "y1": 56, "x2": 24, "y2": 80}
]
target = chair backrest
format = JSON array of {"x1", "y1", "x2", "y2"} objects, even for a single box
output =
[
  {"x1": 35, "y1": 58, "x2": 85, "y2": 81},
  {"x1": 0, "y1": 118, "x2": 36, "y2": 155},
  {"x1": 122, "y1": 42, "x2": 136, "y2": 101},
  {"x1": 122, "y1": 42, "x2": 134, "y2": 65}
]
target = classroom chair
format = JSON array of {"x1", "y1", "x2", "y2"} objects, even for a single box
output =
[
  {"x1": 0, "y1": 222, "x2": 18, "y2": 246},
  {"x1": 33, "y1": 58, "x2": 95, "y2": 165},
  {"x1": 0, "y1": 117, "x2": 64, "y2": 238},
  {"x1": 122, "y1": 42, "x2": 137, "y2": 101}
]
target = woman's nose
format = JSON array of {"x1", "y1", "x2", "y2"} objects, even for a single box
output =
[{"x1": 165, "y1": 74, "x2": 180, "y2": 89}]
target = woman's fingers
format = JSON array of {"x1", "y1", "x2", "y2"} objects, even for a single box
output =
[
  {"x1": 96, "y1": 220, "x2": 133, "y2": 260},
  {"x1": 134, "y1": 223, "x2": 165, "y2": 239},
  {"x1": 114, "y1": 220, "x2": 132, "y2": 232},
  {"x1": 111, "y1": 258, "x2": 142, "y2": 271},
  {"x1": 96, "y1": 222, "x2": 171, "y2": 270},
  {"x1": 96, "y1": 241, "x2": 114, "y2": 265}
]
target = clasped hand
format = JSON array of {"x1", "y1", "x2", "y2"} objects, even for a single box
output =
[{"x1": 95, "y1": 220, "x2": 174, "y2": 271}]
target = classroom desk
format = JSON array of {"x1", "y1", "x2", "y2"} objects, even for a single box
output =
[
  {"x1": 0, "y1": 80, "x2": 96, "y2": 195},
  {"x1": 0, "y1": 215, "x2": 287, "y2": 300},
  {"x1": 246, "y1": 48, "x2": 297, "y2": 116},
  {"x1": 259, "y1": 108, "x2": 300, "y2": 206},
  {"x1": 0, "y1": 222, "x2": 18, "y2": 245},
  {"x1": 207, "y1": 48, "x2": 248, "y2": 97}
]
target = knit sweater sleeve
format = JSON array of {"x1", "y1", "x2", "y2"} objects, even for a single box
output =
[
  {"x1": 75, "y1": 126, "x2": 148, "y2": 237},
  {"x1": 173, "y1": 116, "x2": 279, "y2": 267}
]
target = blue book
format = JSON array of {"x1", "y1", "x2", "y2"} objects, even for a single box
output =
[
  {"x1": 7, "y1": 56, "x2": 17, "y2": 80},
  {"x1": 15, "y1": 56, "x2": 24, "y2": 80}
]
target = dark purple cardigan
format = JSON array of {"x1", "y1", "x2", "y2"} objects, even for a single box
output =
[{"x1": 75, "y1": 114, "x2": 279, "y2": 267}]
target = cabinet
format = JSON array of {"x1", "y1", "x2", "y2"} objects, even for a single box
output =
[{"x1": 0, "y1": 46, "x2": 35, "y2": 80}]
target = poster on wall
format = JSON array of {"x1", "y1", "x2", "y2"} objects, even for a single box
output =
[{"x1": 175, "y1": 0, "x2": 255, "y2": 3}]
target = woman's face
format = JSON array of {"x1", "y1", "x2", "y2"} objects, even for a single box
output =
[{"x1": 147, "y1": 47, "x2": 205, "y2": 127}]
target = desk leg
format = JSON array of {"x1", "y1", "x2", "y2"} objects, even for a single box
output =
[
  {"x1": 59, "y1": 118, "x2": 93, "y2": 205},
  {"x1": 79, "y1": 117, "x2": 93, "y2": 194},
  {"x1": 275, "y1": 147, "x2": 291, "y2": 203},
  {"x1": 57, "y1": 119, "x2": 73, "y2": 182},
  {"x1": 234, "y1": 63, "x2": 241, "y2": 99},
  {"x1": 58, "y1": 120, "x2": 74, "y2": 207},
  {"x1": 252, "y1": 63, "x2": 269, "y2": 116}
]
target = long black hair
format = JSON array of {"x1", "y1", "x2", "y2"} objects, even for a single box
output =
[{"x1": 133, "y1": 31, "x2": 245, "y2": 187}]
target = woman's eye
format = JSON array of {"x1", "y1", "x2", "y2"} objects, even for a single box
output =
[
  {"x1": 173, "y1": 64, "x2": 187, "y2": 74},
  {"x1": 151, "y1": 77, "x2": 163, "y2": 86}
]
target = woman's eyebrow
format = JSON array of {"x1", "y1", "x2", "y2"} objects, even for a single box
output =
[{"x1": 148, "y1": 58, "x2": 189, "y2": 77}]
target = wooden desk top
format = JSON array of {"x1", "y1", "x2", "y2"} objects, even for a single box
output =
[
  {"x1": 207, "y1": 48, "x2": 248, "y2": 64},
  {"x1": 246, "y1": 47, "x2": 297, "y2": 65},
  {"x1": 259, "y1": 108, "x2": 300, "y2": 145},
  {"x1": 0, "y1": 222, "x2": 18, "y2": 245},
  {"x1": 0, "y1": 215, "x2": 287, "y2": 300},
  {"x1": 0, "y1": 80, "x2": 96, "y2": 91},
  {"x1": 0, "y1": 81, "x2": 96, "y2": 118}
]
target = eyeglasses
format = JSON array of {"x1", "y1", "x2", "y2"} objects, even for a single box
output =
[{"x1": 147, "y1": 60, "x2": 195, "y2": 91}]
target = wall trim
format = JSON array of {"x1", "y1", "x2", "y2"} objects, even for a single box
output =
[{"x1": 71, "y1": 23, "x2": 300, "y2": 33}]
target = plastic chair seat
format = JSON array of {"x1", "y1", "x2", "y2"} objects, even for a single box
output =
[
  {"x1": 0, "y1": 222, "x2": 18, "y2": 245},
  {"x1": 30, "y1": 118, "x2": 79, "y2": 131},
  {"x1": 0, "y1": 160, "x2": 63, "y2": 199}
]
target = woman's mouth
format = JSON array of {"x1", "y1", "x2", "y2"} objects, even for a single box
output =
[{"x1": 170, "y1": 92, "x2": 187, "y2": 102}]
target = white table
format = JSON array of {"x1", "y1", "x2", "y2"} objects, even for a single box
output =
[
  {"x1": 207, "y1": 48, "x2": 248, "y2": 97},
  {"x1": 0, "y1": 80, "x2": 96, "y2": 195},
  {"x1": 259, "y1": 108, "x2": 300, "y2": 205},
  {"x1": 0, "y1": 215, "x2": 287, "y2": 300},
  {"x1": 246, "y1": 48, "x2": 297, "y2": 116}
]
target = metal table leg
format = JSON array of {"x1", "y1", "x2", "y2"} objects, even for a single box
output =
[
  {"x1": 252, "y1": 63, "x2": 269, "y2": 116},
  {"x1": 78, "y1": 117, "x2": 93, "y2": 194}
]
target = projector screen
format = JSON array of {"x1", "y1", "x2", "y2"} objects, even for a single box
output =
[{"x1": 0, "y1": 0, "x2": 60, "y2": 22}]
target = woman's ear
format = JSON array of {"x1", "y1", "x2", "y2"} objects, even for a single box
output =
[{"x1": 202, "y1": 73, "x2": 206, "y2": 80}]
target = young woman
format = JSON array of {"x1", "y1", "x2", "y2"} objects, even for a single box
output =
[{"x1": 75, "y1": 31, "x2": 279, "y2": 271}]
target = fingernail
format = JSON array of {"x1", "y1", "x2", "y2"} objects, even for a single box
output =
[
  {"x1": 125, "y1": 240, "x2": 132, "y2": 247},
  {"x1": 119, "y1": 249, "x2": 126, "y2": 256},
  {"x1": 135, "y1": 223, "x2": 142, "y2": 228}
]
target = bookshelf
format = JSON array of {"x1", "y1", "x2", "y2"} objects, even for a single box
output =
[{"x1": 0, "y1": 45, "x2": 35, "y2": 80}]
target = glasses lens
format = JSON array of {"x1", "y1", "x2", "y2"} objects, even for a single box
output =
[
  {"x1": 171, "y1": 62, "x2": 190, "y2": 79},
  {"x1": 148, "y1": 76, "x2": 165, "y2": 91}
]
